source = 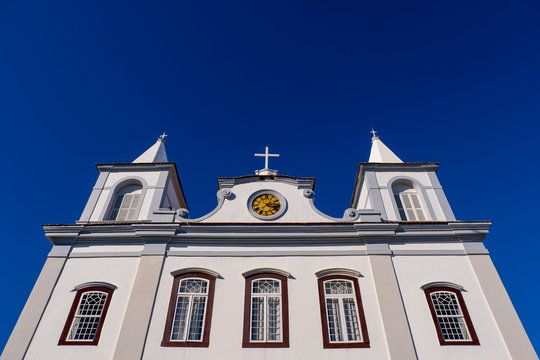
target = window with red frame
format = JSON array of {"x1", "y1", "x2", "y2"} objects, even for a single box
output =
[
  {"x1": 242, "y1": 273, "x2": 289, "y2": 348},
  {"x1": 317, "y1": 275, "x2": 369, "y2": 348},
  {"x1": 424, "y1": 286, "x2": 479, "y2": 345},
  {"x1": 58, "y1": 286, "x2": 114, "y2": 345},
  {"x1": 161, "y1": 272, "x2": 216, "y2": 347}
]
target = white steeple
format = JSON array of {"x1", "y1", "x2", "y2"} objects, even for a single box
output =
[
  {"x1": 133, "y1": 133, "x2": 169, "y2": 163},
  {"x1": 368, "y1": 129, "x2": 403, "y2": 163}
]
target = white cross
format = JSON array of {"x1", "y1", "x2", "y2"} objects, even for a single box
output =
[
  {"x1": 254, "y1": 146, "x2": 279, "y2": 169},
  {"x1": 159, "y1": 133, "x2": 167, "y2": 142},
  {"x1": 370, "y1": 128, "x2": 378, "y2": 139}
]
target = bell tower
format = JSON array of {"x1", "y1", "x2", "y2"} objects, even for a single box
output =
[
  {"x1": 351, "y1": 131, "x2": 455, "y2": 221},
  {"x1": 78, "y1": 134, "x2": 188, "y2": 223}
]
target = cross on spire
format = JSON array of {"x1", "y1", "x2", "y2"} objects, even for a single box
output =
[
  {"x1": 370, "y1": 128, "x2": 379, "y2": 140},
  {"x1": 254, "y1": 146, "x2": 279, "y2": 170},
  {"x1": 159, "y1": 132, "x2": 168, "y2": 142}
]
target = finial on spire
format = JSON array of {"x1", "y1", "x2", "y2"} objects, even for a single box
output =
[
  {"x1": 370, "y1": 128, "x2": 379, "y2": 141},
  {"x1": 159, "y1": 132, "x2": 168, "y2": 143},
  {"x1": 254, "y1": 146, "x2": 279, "y2": 175}
]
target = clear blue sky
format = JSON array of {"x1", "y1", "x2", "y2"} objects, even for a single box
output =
[{"x1": 1, "y1": 0, "x2": 539, "y2": 353}]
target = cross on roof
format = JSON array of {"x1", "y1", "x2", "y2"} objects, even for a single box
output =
[
  {"x1": 159, "y1": 133, "x2": 167, "y2": 142},
  {"x1": 370, "y1": 128, "x2": 379, "y2": 140},
  {"x1": 254, "y1": 146, "x2": 279, "y2": 170}
]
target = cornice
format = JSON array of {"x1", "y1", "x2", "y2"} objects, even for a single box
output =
[
  {"x1": 43, "y1": 221, "x2": 491, "y2": 245},
  {"x1": 217, "y1": 175, "x2": 315, "y2": 190}
]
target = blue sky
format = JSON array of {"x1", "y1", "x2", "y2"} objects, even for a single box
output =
[{"x1": 1, "y1": 0, "x2": 539, "y2": 353}]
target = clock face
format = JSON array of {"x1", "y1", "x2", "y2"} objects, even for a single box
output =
[{"x1": 251, "y1": 193, "x2": 281, "y2": 217}]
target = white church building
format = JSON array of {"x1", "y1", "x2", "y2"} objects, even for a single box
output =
[{"x1": 2, "y1": 133, "x2": 537, "y2": 360}]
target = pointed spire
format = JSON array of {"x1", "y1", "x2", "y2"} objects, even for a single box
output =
[
  {"x1": 368, "y1": 129, "x2": 403, "y2": 163},
  {"x1": 133, "y1": 134, "x2": 169, "y2": 163}
]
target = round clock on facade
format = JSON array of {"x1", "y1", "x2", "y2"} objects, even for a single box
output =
[{"x1": 248, "y1": 190, "x2": 287, "y2": 220}]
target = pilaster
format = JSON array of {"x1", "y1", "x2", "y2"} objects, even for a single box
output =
[
  {"x1": 112, "y1": 240, "x2": 168, "y2": 360},
  {"x1": 1, "y1": 245, "x2": 71, "y2": 360},
  {"x1": 365, "y1": 238, "x2": 417, "y2": 360}
]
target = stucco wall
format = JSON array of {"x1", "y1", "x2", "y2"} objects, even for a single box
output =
[
  {"x1": 24, "y1": 257, "x2": 140, "y2": 360},
  {"x1": 202, "y1": 181, "x2": 334, "y2": 223},
  {"x1": 143, "y1": 255, "x2": 390, "y2": 360},
  {"x1": 392, "y1": 255, "x2": 512, "y2": 360}
]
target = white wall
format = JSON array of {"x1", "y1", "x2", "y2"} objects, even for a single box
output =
[
  {"x1": 392, "y1": 255, "x2": 512, "y2": 360},
  {"x1": 24, "y1": 257, "x2": 140, "y2": 360},
  {"x1": 202, "y1": 181, "x2": 334, "y2": 223},
  {"x1": 143, "y1": 255, "x2": 390, "y2": 360}
]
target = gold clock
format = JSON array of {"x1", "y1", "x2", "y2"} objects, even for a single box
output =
[{"x1": 251, "y1": 193, "x2": 281, "y2": 216}]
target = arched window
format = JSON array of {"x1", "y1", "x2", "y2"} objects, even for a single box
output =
[
  {"x1": 317, "y1": 275, "x2": 369, "y2": 348},
  {"x1": 162, "y1": 272, "x2": 216, "y2": 347},
  {"x1": 424, "y1": 286, "x2": 479, "y2": 345},
  {"x1": 109, "y1": 185, "x2": 142, "y2": 221},
  {"x1": 58, "y1": 286, "x2": 114, "y2": 345},
  {"x1": 392, "y1": 181, "x2": 425, "y2": 221},
  {"x1": 242, "y1": 273, "x2": 289, "y2": 348}
]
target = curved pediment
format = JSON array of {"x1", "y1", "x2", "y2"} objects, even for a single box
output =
[{"x1": 175, "y1": 175, "x2": 364, "y2": 223}]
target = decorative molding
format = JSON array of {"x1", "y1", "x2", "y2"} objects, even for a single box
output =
[
  {"x1": 74, "y1": 282, "x2": 118, "y2": 291},
  {"x1": 171, "y1": 267, "x2": 220, "y2": 278},
  {"x1": 167, "y1": 249, "x2": 367, "y2": 257},
  {"x1": 343, "y1": 208, "x2": 359, "y2": 220},
  {"x1": 392, "y1": 249, "x2": 466, "y2": 256},
  {"x1": 141, "y1": 242, "x2": 168, "y2": 256},
  {"x1": 175, "y1": 189, "x2": 230, "y2": 223},
  {"x1": 69, "y1": 251, "x2": 141, "y2": 258},
  {"x1": 48, "y1": 245, "x2": 72, "y2": 258},
  {"x1": 175, "y1": 208, "x2": 189, "y2": 218},
  {"x1": 217, "y1": 175, "x2": 315, "y2": 190},
  {"x1": 303, "y1": 189, "x2": 314, "y2": 198},
  {"x1": 420, "y1": 281, "x2": 464, "y2": 291},
  {"x1": 221, "y1": 189, "x2": 234, "y2": 199},
  {"x1": 242, "y1": 268, "x2": 291, "y2": 278},
  {"x1": 315, "y1": 268, "x2": 362, "y2": 278}
]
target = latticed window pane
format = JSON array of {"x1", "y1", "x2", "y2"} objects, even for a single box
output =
[
  {"x1": 170, "y1": 278, "x2": 209, "y2": 341},
  {"x1": 431, "y1": 291, "x2": 470, "y2": 341},
  {"x1": 325, "y1": 280, "x2": 354, "y2": 295},
  {"x1": 251, "y1": 297, "x2": 265, "y2": 341},
  {"x1": 250, "y1": 278, "x2": 282, "y2": 342},
  {"x1": 187, "y1": 297, "x2": 206, "y2": 340},
  {"x1": 171, "y1": 297, "x2": 189, "y2": 340},
  {"x1": 326, "y1": 298, "x2": 343, "y2": 342},
  {"x1": 323, "y1": 279, "x2": 363, "y2": 343},
  {"x1": 343, "y1": 298, "x2": 361, "y2": 341},
  {"x1": 179, "y1": 279, "x2": 208, "y2": 294},
  {"x1": 68, "y1": 291, "x2": 108, "y2": 341},
  {"x1": 252, "y1": 279, "x2": 280, "y2": 294},
  {"x1": 267, "y1": 297, "x2": 281, "y2": 341}
]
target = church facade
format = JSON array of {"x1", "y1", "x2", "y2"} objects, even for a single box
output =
[{"x1": 2, "y1": 134, "x2": 537, "y2": 360}]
